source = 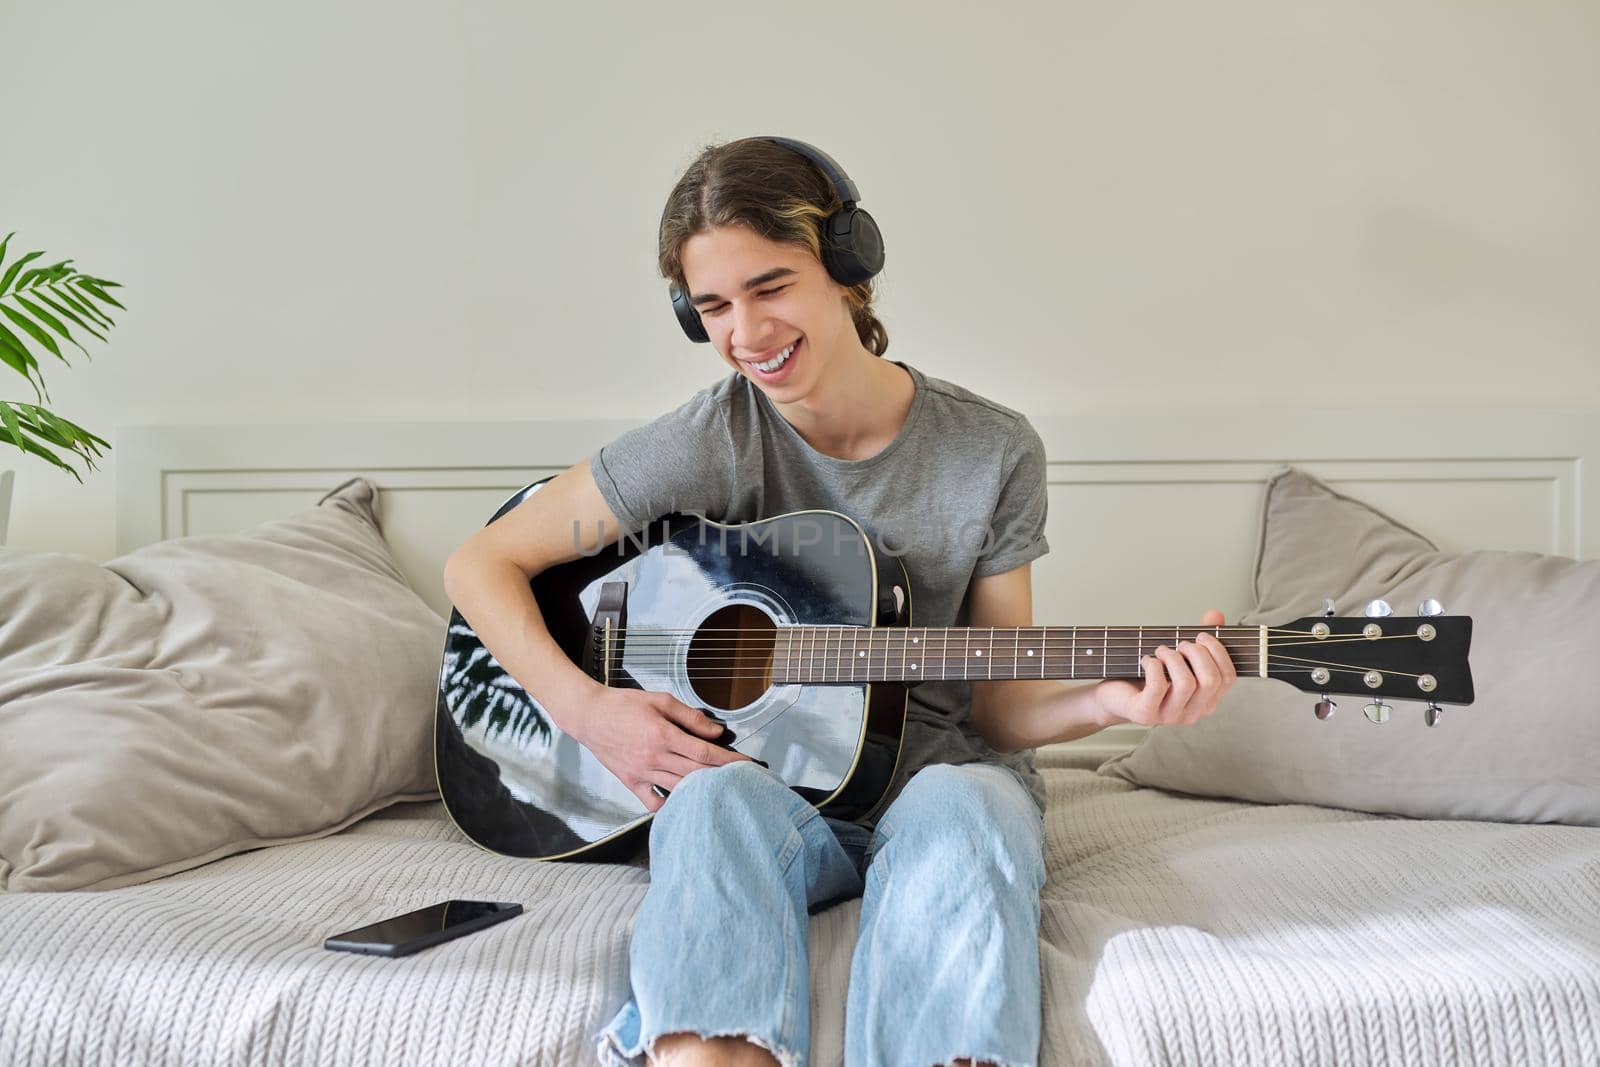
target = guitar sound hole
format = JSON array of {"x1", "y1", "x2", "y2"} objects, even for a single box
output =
[{"x1": 686, "y1": 605, "x2": 777, "y2": 712}]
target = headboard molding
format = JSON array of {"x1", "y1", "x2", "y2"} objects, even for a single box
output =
[{"x1": 118, "y1": 405, "x2": 1597, "y2": 665}]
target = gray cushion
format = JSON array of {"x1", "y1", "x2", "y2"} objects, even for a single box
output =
[
  {"x1": 1100, "y1": 465, "x2": 1600, "y2": 826},
  {"x1": 0, "y1": 478, "x2": 445, "y2": 892}
]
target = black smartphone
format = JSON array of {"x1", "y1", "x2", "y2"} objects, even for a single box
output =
[{"x1": 323, "y1": 900, "x2": 523, "y2": 958}]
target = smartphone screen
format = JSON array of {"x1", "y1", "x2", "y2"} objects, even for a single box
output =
[{"x1": 324, "y1": 900, "x2": 522, "y2": 957}]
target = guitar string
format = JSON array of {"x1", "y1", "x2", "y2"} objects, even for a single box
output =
[
  {"x1": 563, "y1": 667, "x2": 1416, "y2": 683},
  {"x1": 607, "y1": 635, "x2": 1427, "y2": 652},
  {"x1": 609, "y1": 633, "x2": 1417, "y2": 645},
  {"x1": 590, "y1": 625, "x2": 1341, "y2": 635},
  {"x1": 585, "y1": 650, "x2": 1411, "y2": 672},
  {"x1": 603, "y1": 638, "x2": 1427, "y2": 661},
  {"x1": 593, "y1": 631, "x2": 1433, "y2": 645},
  {"x1": 610, "y1": 650, "x2": 1421, "y2": 673},
  {"x1": 600, "y1": 650, "x2": 1431, "y2": 680}
]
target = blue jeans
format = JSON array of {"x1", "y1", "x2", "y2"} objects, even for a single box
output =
[{"x1": 594, "y1": 759, "x2": 1046, "y2": 1067}]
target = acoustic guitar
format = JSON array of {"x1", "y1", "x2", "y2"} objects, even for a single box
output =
[{"x1": 435, "y1": 479, "x2": 1474, "y2": 862}]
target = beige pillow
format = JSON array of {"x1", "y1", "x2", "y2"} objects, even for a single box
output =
[
  {"x1": 1100, "y1": 465, "x2": 1600, "y2": 826},
  {"x1": 0, "y1": 478, "x2": 445, "y2": 892}
]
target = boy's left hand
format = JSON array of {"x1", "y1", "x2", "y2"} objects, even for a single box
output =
[{"x1": 1092, "y1": 608, "x2": 1239, "y2": 727}]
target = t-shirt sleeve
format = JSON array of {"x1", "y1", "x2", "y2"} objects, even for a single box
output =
[
  {"x1": 973, "y1": 415, "x2": 1051, "y2": 578},
  {"x1": 588, "y1": 387, "x2": 735, "y2": 534}
]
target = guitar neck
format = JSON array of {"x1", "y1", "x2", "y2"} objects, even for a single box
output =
[{"x1": 771, "y1": 625, "x2": 1265, "y2": 684}]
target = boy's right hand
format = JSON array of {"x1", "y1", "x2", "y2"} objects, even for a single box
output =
[{"x1": 565, "y1": 686, "x2": 754, "y2": 812}]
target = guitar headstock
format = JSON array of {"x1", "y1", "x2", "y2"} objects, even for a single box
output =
[{"x1": 1270, "y1": 598, "x2": 1473, "y2": 726}]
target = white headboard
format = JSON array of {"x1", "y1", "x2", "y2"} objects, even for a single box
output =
[{"x1": 118, "y1": 406, "x2": 1598, "y2": 745}]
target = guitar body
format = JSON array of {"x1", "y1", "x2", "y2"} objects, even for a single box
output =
[{"x1": 435, "y1": 479, "x2": 914, "y2": 862}]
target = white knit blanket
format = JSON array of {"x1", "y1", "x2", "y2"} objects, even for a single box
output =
[{"x1": 3, "y1": 743, "x2": 1598, "y2": 1066}]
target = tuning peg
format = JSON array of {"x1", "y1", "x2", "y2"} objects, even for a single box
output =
[
  {"x1": 1364, "y1": 599, "x2": 1393, "y2": 618},
  {"x1": 1321, "y1": 598, "x2": 1336, "y2": 618},
  {"x1": 1314, "y1": 696, "x2": 1337, "y2": 720},
  {"x1": 1424, "y1": 702, "x2": 1444, "y2": 727},
  {"x1": 1418, "y1": 598, "x2": 1444, "y2": 617},
  {"x1": 1363, "y1": 700, "x2": 1392, "y2": 724}
]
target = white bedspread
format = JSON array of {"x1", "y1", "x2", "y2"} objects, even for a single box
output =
[{"x1": 3, "y1": 741, "x2": 1598, "y2": 1066}]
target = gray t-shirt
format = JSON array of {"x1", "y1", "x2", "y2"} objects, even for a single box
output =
[{"x1": 588, "y1": 359, "x2": 1050, "y2": 820}]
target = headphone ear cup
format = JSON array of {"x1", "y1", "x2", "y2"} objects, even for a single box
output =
[
  {"x1": 669, "y1": 283, "x2": 710, "y2": 343},
  {"x1": 823, "y1": 207, "x2": 886, "y2": 287}
]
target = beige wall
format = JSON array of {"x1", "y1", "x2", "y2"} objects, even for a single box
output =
[{"x1": 5, "y1": 0, "x2": 1598, "y2": 560}]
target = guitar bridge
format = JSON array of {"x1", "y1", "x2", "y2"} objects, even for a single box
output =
[{"x1": 581, "y1": 581, "x2": 628, "y2": 686}]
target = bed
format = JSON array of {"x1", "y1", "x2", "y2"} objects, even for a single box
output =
[
  {"x1": 3, "y1": 406, "x2": 1598, "y2": 1065},
  {"x1": 4, "y1": 738, "x2": 1598, "y2": 1065}
]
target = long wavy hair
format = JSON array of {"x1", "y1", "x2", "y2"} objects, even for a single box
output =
[{"x1": 658, "y1": 137, "x2": 889, "y2": 357}]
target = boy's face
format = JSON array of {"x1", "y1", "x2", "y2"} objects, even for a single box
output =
[{"x1": 679, "y1": 224, "x2": 855, "y2": 400}]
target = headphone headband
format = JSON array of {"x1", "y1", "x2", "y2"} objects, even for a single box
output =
[{"x1": 663, "y1": 136, "x2": 885, "y2": 344}]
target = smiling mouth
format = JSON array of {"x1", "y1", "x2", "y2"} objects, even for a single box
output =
[{"x1": 745, "y1": 339, "x2": 799, "y2": 372}]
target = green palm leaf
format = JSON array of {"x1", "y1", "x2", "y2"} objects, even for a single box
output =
[
  {"x1": 0, "y1": 232, "x2": 124, "y2": 480},
  {"x1": 34, "y1": 289, "x2": 106, "y2": 344},
  {"x1": 15, "y1": 294, "x2": 91, "y2": 359},
  {"x1": 52, "y1": 281, "x2": 114, "y2": 329}
]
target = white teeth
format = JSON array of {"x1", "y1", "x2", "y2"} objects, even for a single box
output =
[{"x1": 753, "y1": 341, "x2": 796, "y2": 372}]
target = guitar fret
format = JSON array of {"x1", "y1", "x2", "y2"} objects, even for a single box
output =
[{"x1": 1102, "y1": 626, "x2": 1108, "y2": 679}]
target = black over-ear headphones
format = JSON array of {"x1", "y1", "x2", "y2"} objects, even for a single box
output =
[{"x1": 663, "y1": 136, "x2": 886, "y2": 343}]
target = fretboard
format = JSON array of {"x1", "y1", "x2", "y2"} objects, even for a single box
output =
[{"x1": 769, "y1": 625, "x2": 1264, "y2": 683}]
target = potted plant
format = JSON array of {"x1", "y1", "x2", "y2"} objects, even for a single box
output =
[{"x1": 0, "y1": 230, "x2": 124, "y2": 483}]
